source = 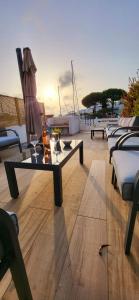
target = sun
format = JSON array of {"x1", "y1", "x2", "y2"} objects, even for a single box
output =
[{"x1": 42, "y1": 86, "x2": 56, "y2": 99}]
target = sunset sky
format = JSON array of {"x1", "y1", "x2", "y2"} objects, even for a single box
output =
[{"x1": 0, "y1": 0, "x2": 139, "y2": 115}]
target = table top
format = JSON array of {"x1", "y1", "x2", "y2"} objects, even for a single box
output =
[{"x1": 5, "y1": 139, "x2": 83, "y2": 169}]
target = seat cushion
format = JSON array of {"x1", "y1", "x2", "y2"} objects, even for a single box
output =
[
  {"x1": 106, "y1": 126, "x2": 118, "y2": 137},
  {"x1": 108, "y1": 137, "x2": 118, "y2": 151},
  {"x1": 0, "y1": 136, "x2": 19, "y2": 148},
  {"x1": 112, "y1": 151, "x2": 139, "y2": 200},
  {"x1": 106, "y1": 127, "x2": 129, "y2": 138}
]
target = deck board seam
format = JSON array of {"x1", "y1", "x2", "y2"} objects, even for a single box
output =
[{"x1": 77, "y1": 213, "x2": 106, "y2": 221}]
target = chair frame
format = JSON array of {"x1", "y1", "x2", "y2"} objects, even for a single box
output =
[
  {"x1": 0, "y1": 209, "x2": 33, "y2": 300},
  {"x1": 0, "y1": 129, "x2": 22, "y2": 153},
  {"x1": 109, "y1": 131, "x2": 139, "y2": 163},
  {"x1": 111, "y1": 152, "x2": 139, "y2": 255}
]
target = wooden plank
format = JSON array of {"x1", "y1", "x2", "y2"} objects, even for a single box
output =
[
  {"x1": 55, "y1": 216, "x2": 108, "y2": 300},
  {"x1": 79, "y1": 160, "x2": 107, "y2": 220}
]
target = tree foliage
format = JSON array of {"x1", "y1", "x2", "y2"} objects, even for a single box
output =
[
  {"x1": 82, "y1": 88, "x2": 126, "y2": 113},
  {"x1": 82, "y1": 92, "x2": 103, "y2": 108},
  {"x1": 121, "y1": 80, "x2": 139, "y2": 116},
  {"x1": 102, "y1": 88, "x2": 127, "y2": 113}
]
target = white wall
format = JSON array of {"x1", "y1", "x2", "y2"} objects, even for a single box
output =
[{"x1": 47, "y1": 115, "x2": 80, "y2": 135}]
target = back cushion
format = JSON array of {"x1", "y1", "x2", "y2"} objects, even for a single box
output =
[
  {"x1": 129, "y1": 116, "x2": 136, "y2": 127},
  {"x1": 131, "y1": 116, "x2": 139, "y2": 126},
  {"x1": 118, "y1": 118, "x2": 123, "y2": 126},
  {"x1": 123, "y1": 118, "x2": 132, "y2": 126}
]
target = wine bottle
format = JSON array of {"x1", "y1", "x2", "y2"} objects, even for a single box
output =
[
  {"x1": 42, "y1": 127, "x2": 51, "y2": 158},
  {"x1": 42, "y1": 127, "x2": 47, "y2": 145}
]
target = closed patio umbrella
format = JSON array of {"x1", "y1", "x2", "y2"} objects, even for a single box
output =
[{"x1": 22, "y1": 47, "x2": 42, "y2": 141}]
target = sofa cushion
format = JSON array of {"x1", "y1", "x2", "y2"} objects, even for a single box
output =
[
  {"x1": 122, "y1": 118, "x2": 132, "y2": 126},
  {"x1": 106, "y1": 127, "x2": 129, "y2": 138},
  {"x1": 118, "y1": 118, "x2": 124, "y2": 126},
  {"x1": 112, "y1": 150, "x2": 139, "y2": 200},
  {"x1": 108, "y1": 137, "x2": 118, "y2": 151},
  {"x1": 129, "y1": 116, "x2": 136, "y2": 127},
  {"x1": 106, "y1": 126, "x2": 119, "y2": 137},
  {"x1": 0, "y1": 136, "x2": 19, "y2": 148}
]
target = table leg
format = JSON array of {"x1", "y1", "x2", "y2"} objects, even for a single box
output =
[
  {"x1": 53, "y1": 167, "x2": 63, "y2": 206},
  {"x1": 91, "y1": 130, "x2": 93, "y2": 139},
  {"x1": 79, "y1": 142, "x2": 83, "y2": 164},
  {"x1": 4, "y1": 162, "x2": 19, "y2": 199}
]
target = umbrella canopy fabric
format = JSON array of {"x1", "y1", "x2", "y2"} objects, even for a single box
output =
[{"x1": 22, "y1": 48, "x2": 42, "y2": 139}]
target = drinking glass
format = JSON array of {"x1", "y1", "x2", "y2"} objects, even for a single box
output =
[{"x1": 30, "y1": 134, "x2": 39, "y2": 157}]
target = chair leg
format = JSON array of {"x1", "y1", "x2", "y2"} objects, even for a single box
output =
[
  {"x1": 114, "y1": 174, "x2": 117, "y2": 189},
  {"x1": 109, "y1": 153, "x2": 111, "y2": 164},
  {"x1": 124, "y1": 172, "x2": 139, "y2": 255},
  {"x1": 124, "y1": 201, "x2": 138, "y2": 255},
  {"x1": 10, "y1": 247, "x2": 33, "y2": 300},
  {"x1": 18, "y1": 141, "x2": 22, "y2": 153},
  {"x1": 111, "y1": 167, "x2": 115, "y2": 185}
]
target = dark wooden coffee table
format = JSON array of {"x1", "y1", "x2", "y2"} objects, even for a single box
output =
[
  {"x1": 91, "y1": 128, "x2": 105, "y2": 139},
  {"x1": 4, "y1": 140, "x2": 83, "y2": 207}
]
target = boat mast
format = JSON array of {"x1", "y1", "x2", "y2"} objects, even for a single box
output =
[
  {"x1": 58, "y1": 86, "x2": 62, "y2": 116},
  {"x1": 71, "y1": 60, "x2": 76, "y2": 114},
  {"x1": 71, "y1": 60, "x2": 79, "y2": 114}
]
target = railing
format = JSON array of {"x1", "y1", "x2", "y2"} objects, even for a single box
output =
[{"x1": 80, "y1": 117, "x2": 119, "y2": 130}]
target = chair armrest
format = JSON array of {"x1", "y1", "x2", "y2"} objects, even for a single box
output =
[
  {"x1": 0, "y1": 129, "x2": 19, "y2": 138},
  {"x1": 118, "y1": 131, "x2": 139, "y2": 150},
  {"x1": 114, "y1": 132, "x2": 131, "y2": 149},
  {"x1": 111, "y1": 126, "x2": 139, "y2": 136},
  {"x1": 107, "y1": 123, "x2": 118, "y2": 129}
]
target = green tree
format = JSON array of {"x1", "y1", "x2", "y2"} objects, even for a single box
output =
[
  {"x1": 82, "y1": 92, "x2": 103, "y2": 108},
  {"x1": 122, "y1": 80, "x2": 139, "y2": 116},
  {"x1": 102, "y1": 88, "x2": 127, "y2": 114}
]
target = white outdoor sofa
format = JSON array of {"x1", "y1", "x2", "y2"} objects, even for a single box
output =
[
  {"x1": 106, "y1": 116, "x2": 139, "y2": 138},
  {"x1": 106, "y1": 116, "x2": 139, "y2": 162},
  {"x1": 111, "y1": 133, "x2": 139, "y2": 254}
]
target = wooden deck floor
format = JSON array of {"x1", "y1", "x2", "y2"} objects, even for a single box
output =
[{"x1": 0, "y1": 132, "x2": 139, "y2": 300}]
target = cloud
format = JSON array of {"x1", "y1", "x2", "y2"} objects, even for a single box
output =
[
  {"x1": 59, "y1": 70, "x2": 72, "y2": 88},
  {"x1": 21, "y1": 0, "x2": 47, "y2": 33}
]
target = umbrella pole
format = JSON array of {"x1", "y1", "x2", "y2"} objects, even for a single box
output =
[
  {"x1": 16, "y1": 48, "x2": 30, "y2": 144},
  {"x1": 16, "y1": 48, "x2": 24, "y2": 98}
]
